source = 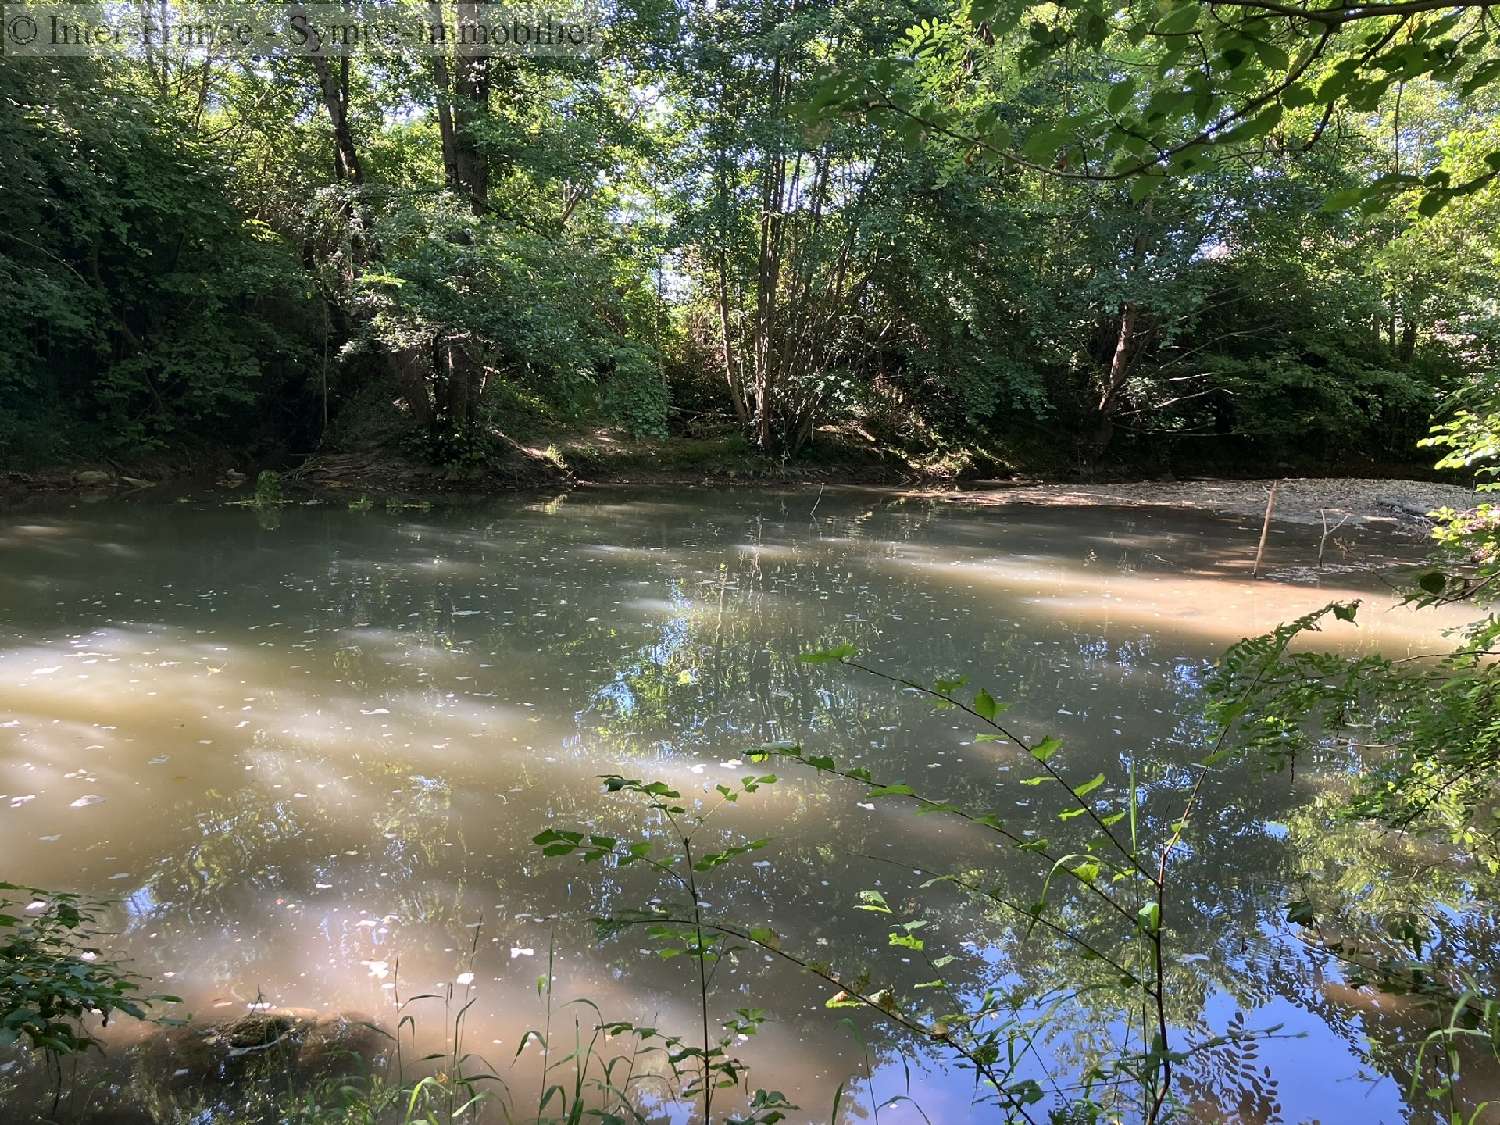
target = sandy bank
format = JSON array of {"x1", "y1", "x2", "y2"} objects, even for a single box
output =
[{"x1": 929, "y1": 477, "x2": 1479, "y2": 534}]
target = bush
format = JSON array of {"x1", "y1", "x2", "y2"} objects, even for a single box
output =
[
  {"x1": 600, "y1": 343, "x2": 670, "y2": 438},
  {"x1": 0, "y1": 882, "x2": 168, "y2": 1056}
]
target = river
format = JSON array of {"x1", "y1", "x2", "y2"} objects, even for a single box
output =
[{"x1": 0, "y1": 486, "x2": 1487, "y2": 1122}]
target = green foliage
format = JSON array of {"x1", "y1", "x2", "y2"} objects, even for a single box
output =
[
  {"x1": 531, "y1": 771, "x2": 797, "y2": 1119},
  {"x1": 1201, "y1": 386, "x2": 1500, "y2": 1109},
  {"x1": 1210, "y1": 370, "x2": 1500, "y2": 854},
  {"x1": 533, "y1": 652, "x2": 1281, "y2": 1121},
  {"x1": 0, "y1": 882, "x2": 169, "y2": 1056},
  {"x1": 599, "y1": 343, "x2": 670, "y2": 439},
  {"x1": 819, "y1": 0, "x2": 1500, "y2": 211},
  {"x1": 252, "y1": 471, "x2": 285, "y2": 510},
  {"x1": 0, "y1": 60, "x2": 318, "y2": 466},
  {"x1": 3, "y1": 0, "x2": 1488, "y2": 473}
]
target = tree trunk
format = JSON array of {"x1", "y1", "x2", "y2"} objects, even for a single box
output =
[
  {"x1": 447, "y1": 2, "x2": 490, "y2": 213},
  {"x1": 1092, "y1": 201, "x2": 1151, "y2": 462},
  {"x1": 390, "y1": 348, "x2": 435, "y2": 431},
  {"x1": 1398, "y1": 320, "x2": 1417, "y2": 362},
  {"x1": 310, "y1": 55, "x2": 362, "y2": 185},
  {"x1": 307, "y1": 52, "x2": 445, "y2": 430}
]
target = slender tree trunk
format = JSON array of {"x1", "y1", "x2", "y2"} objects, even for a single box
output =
[
  {"x1": 450, "y1": 2, "x2": 490, "y2": 212},
  {"x1": 431, "y1": 5, "x2": 459, "y2": 189},
  {"x1": 307, "y1": 48, "x2": 444, "y2": 431},
  {"x1": 310, "y1": 55, "x2": 363, "y2": 185},
  {"x1": 712, "y1": 102, "x2": 750, "y2": 425},
  {"x1": 1399, "y1": 320, "x2": 1417, "y2": 362},
  {"x1": 428, "y1": 12, "x2": 491, "y2": 434},
  {"x1": 752, "y1": 39, "x2": 790, "y2": 449},
  {"x1": 1092, "y1": 201, "x2": 1151, "y2": 461}
]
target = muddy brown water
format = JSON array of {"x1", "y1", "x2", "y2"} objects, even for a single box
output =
[{"x1": 0, "y1": 487, "x2": 1489, "y2": 1122}]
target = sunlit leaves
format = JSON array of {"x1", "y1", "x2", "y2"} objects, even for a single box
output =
[
  {"x1": 1031, "y1": 736, "x2": 1063, "y2": 763},
  {"x1": 798, "y1": 644, "x2": 856, "y2": 664},
  {"x1": 855, "y1": 890, "x2": 892, "y2": 914},
  {"x1": 694, "y1": 839, "x2": 770, "y2": 872},
  {"x1": 973, "y1": 687, "x2": 1003, "y2": 721},
  {"x1": 0, "y1": 885, "x2": 168, "y2": 1056},
  {"x1": 888, "y1": 921, "x2": 928, "y2": 951},
  {"x1": 532, "y1": 829, "x2": 625, "y2": 863},
  {"x1": 1073, "y1": 774, "x2": 1106, "y2": 799}
]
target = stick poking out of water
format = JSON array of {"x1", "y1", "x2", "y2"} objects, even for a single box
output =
[{"x1": 1252, "y1": 480, "x2": 1280, "y2": 578}]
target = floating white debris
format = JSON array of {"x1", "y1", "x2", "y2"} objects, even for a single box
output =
[{"x1": 70, "y1": 795, "x2": 105, "y2": 808}]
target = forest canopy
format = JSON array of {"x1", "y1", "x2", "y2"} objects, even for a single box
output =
[{"x1": 1, "y1": 0, "x2": 1497, "y2": 476}]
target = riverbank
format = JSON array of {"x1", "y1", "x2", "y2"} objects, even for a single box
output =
[
  {"x1": 1, "y1": 430, "x2": 1470, "y2": 532},
  {"x1": 925, "y1": 476, "x2": 1480, "y2": 536}
]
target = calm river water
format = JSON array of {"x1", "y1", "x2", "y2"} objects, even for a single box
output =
[{"x1": 0, "y1": 487, "x2": 1486, "y2": 1122}]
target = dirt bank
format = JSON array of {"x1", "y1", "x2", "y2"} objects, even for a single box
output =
[{"x1": 927, "y1": 477, "x2": 1480, "y2": 534}]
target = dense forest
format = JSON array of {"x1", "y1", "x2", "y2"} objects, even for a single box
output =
[
  {"x1": 3, "y1": 0, "x2": 1499, "y2": 479},
  {"x1": 7, "y1": 2, "x2": 1500, "y2": 1123}
]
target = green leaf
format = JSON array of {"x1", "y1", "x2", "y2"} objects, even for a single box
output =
[
  {"x1": 1022, "y1": 126, "x2": 1069, "y2": 162},
  {"x1": 1157, "y1": 4, "x2": 1199, "y2": 35},
  {"x1": 748, "y1": 926, "x2": 780, "y2": 948},
  {"x1": 800, "y1": 644, "x2": 855, "y2": 664},
  {"x1": 1129, "y1": 174, "x2": 1162, "y2": 203},
  {"x1": 855, "y1": 890, "x2": 891, "y2": 913},
  {"x1": 1031, "y1": 736, "x2": 1062, "y2": 762},
  {"x1": 1073, "y1": 773, "x2": 1105, "y2": 799},
  {"x1": 973, "y1": 688, "x2": 999, "y2": 721},
  {"x1": 1286, "y1": 899, "x2": 1318, "y2": 926},
  {"x1": 1106, "y1": 79, "x2": 1135, "y2": 115},
  {"x1": 1461, "y1": 57, "x2": 1500, "y2": 96}
]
